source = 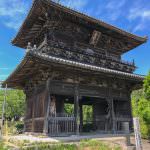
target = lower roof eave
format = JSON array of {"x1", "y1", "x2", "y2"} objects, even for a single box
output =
[
  {"x1": 31, "y1": 51, "x2": 145, "y2": 80},
  {"x1": 3, "y1": 50, "x2": 145, "y2": 88}
]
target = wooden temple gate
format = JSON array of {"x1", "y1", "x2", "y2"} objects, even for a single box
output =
[
  {"x1": 24, "y1": 79, "x2": 133, "y2": 136},
  {"x1": 2, "y1": 0, "x2": 145, "y2": 137}
]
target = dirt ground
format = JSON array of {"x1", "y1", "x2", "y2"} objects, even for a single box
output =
[
  {"x1": 6, "y1": 135, "x2": 150, "y2": 150},
  {"x1": 104, "y1": 136, "x2": 150, "y2": 150},
  {"x1": 131, "y1": 137, "x2": 150, "y2": 150}
]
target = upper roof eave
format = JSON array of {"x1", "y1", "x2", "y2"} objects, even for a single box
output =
[{"x1": 12, "y1": 0, "x2": 148, "y2": 49}]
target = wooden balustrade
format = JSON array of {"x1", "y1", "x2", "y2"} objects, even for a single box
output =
[{"x1": 48, "y1": 113, "x2": 76, "y2": 136}]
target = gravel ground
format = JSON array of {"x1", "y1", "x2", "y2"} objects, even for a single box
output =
[
  {"x1": 102, "y1": 136, "x2": 150, "y2": 150},
  {"x1": 6, "y1": 134, "x2": 150, "y2": 150},
  {"x1": 131, "y1": 137, "x2": 150, "y2": 150}
]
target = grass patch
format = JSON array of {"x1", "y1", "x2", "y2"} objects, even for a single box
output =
[
  {"x1": 0, "y1": 140, "x2": 11, "y2": 150},
  {"x1": 80, "y1": 139, "x2": 121, "y2": 150},
  {"x1": 22, "y1": 143, "x2": 77, "y2": 150},
  {"x1": 1, "y1": 138, "x2": 121, "y2": 150},
  {"x1": 21, "y1": 139, "x2": 121, "y2": 150}
]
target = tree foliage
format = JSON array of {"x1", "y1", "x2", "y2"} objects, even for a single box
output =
[
  {"x1": 132, "y1": 72, "x2": 150, "y2": 139},
  {"x1": 144, "y1": 71, "x2": 150, "y2": 100},
  {"x1": 0, "y1": 89, "x2": 25, "y2": 120}
]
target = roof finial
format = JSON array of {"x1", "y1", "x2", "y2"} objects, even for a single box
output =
[
  {"x1": 33, "y1": 44, "x2": 37, "y2": 50},
  {"x1": 26, "y1": 42, "x2": 32, "y2": 53}
]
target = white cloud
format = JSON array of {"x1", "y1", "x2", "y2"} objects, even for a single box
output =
[
  {"x1": 106, "y1": 0, "x2": 126, "y2": 10},
  {"x1": 0, "y1": 0, "x2": 88, "y2": 30},
  {"x1": 95, "y1": 0, "x2": 127, "y2": 22},
  {"x1": 133, "y1": 23, "x2": 145, "y2": 32},
  {"x1": 128, "y1": 4, "x2": 150, "y2": 32},
  {"x1": 129, "y1": 8, "x2": 150, "y2": 20},
  {"x1": 0, "y1": 0, "x2": 26, "y2": 17},
  {"x1": 0, "y1": 0, "x2": 29, "y2": 30},
  {"x1": 60, "y1": 0, "x2": 88, "y2": 11}
]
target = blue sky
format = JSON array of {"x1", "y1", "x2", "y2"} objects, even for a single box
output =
[{"x1": 0, "y1": 0, "x2": 150, "y2": 81}]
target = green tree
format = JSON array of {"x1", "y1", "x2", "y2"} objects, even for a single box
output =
[
  {"x1": 0, "y1": 89, "x2": 25, "y2": 121},
  {"x1": 143, "y1": 71, "x2": 150, "y2": 100},
  {"x1": 132, "y1": 77, "x2": 150, "y2": 139},
  {"x1": 132, "y1": 90, "x2": 150, "y2": 139}
]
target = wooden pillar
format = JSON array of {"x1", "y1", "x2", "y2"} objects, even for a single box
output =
[
  {"x1": 128, "y1": 90, "x2": 133, "y2": 131},
  {"x1": 74, "y1": 85, "x2": 80, "y2": 135},
  {"x1": 43, "y1": 78, "x2": 51, "y2": 134},
  {"x1": 56, "y1": 96, "x2": 64, "y2": 114},
  {"x1": 107, "y1": 80, "x2": 116, "y2": 133},
  {"x1": 79, "y1": 101, "x2": 83, "y2": 132},
  {"x1": 93, "y1": 102, "x2": 96, "y2": 130},
  {"x1": 32, "y1": 86, "x2": 37, "y2": 132},
  {"x1": 111, "y1": 98, "x2": 116, "y2": 133},
  {"x1": 24, "y1": 93, "x2": 29, "y2": 132}
]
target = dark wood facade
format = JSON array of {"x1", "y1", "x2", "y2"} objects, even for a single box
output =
[{"x1": 3, "y1": 0, "x2": 147, "y2": 136}]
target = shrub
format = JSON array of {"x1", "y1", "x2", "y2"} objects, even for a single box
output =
[
  {"x1": 15, "y1": 122, "x2": 24, "y2": 134},
  {"x1": 0, "y1": 141, "x2": 9, "y2": 150}
]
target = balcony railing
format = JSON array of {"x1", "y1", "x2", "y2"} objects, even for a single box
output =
[
  {"x1": 48, "y1": 113, "x2": 76, "y2": 136},
  {"x1": 35, "y1": 41, "x2": 136, "y2": 73}
]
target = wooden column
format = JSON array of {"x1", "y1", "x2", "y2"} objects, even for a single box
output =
[
  {"x1": 93, "y1": 102, "x2": 96, "y2": 130},
  {"x1": 111, "y1": 98, "x2": 116, "y2": 133},
  {"x1": 24, "y1": 93, "x2": 29, "y2": 132},
  {"x1": 74, "y1": 85, "x2": 80, "y2": 135},
  {"x1": 107, "y1": 80, "x2": 116, "y2": 133},
  {"x1": 128, "y1": 90, "x2": 133, "y2": 131},
  {"x1": 43, "y1": 78, "x2": 51, "y2": 134},
  {"x1": 79, "y1": 101, "x2": 83, "y2": 132},
  {"x1": 56, "y1": 96, "x2": 64, "y2": 114},
  {"x1": 32, "y1": 86, "x2": 37, "y2": 132}
]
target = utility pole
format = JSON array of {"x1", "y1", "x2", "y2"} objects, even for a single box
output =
[
  {"x1": 133, "y1": 97, "x2": 143, "y2": 150},
  {"x1": 0, "y1": 83, "x2": 7, "y2": 137}
]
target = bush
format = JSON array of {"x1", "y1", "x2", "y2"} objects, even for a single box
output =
[
  {"x1": 132, "y1": 90, "x2": 150, "y2": 139},
  {"x1": 15, "y1": 122, "x2": 24, "y2": 134},
  {"x1": 140, "y1": 119, "x2": 150, "y2": 139}
]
